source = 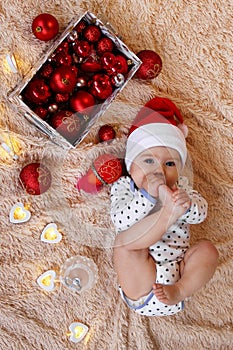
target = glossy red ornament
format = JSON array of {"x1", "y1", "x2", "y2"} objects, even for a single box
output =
[
  {"x1": 73, "y1": 40, "x2": 92, "y2": 58},
  {"x1": 32, "y1": 13, "x2": 59, "y2": 41},
  {"x1": 135, "y1": 50, "x2": 162, "y2": 80},
  {"x1": 100, "y1": 52, "x2": 116, "y2": 71},
  {"x1": 88, "y1": 74, "x2": 113, "y2": 100},
  {"x1": 80, "y1": 56, "x2": 102, "y2": 73},
  {"x1": 96, "y1": 37, "x2": 114, "y2": 55},
  {"x1": 24, "y1": 79, "x2": 51, "y2": 104},
  {"x1": 83, "y1": 25, "x2": 101, "y2": 43},
  {"x1": 70, "y1": 90, "x2": 95, "y2": 113},
  {"x1": 50, "y1": 110, "x2": 82, "y2": 141},
  {"x1": 98, "y1": 124, "x2": 116, "y2": 142},
  {"x1": 50, "y1": 66, "x2": 77, "y2": 94},
  {"x1": 115, "y1": 55, "x2": 129, "y2": 75},
  {"x1": 76, "y1": 153, "x2": 122, "y2": 193},
  {"x1": 52, "y1": 51, "x2": 73, "y2": 66},
  {"x1": 19, "y1": 162, "x2": 52, "y2": 195}
]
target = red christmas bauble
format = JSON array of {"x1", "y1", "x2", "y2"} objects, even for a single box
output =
[
  {"x1": 32, "y1": 13, "x2": 59, "y2": 41},
  {"x1": 54, "y1": 41, "x2": 69, "y2": 54},
  {"x1": 100, "y1": 52, "x2": 116, "y2": 72},
  {"x1": 70, "y1": 90, "x2": 95, "y2": 113},
  {"x1": 34, "y1": 106, "x2": 48, "y2": 119},
  {"x1": 19, "y1": 162, "x2": 52, "y2": 195},
  {"x1": 24, "y1": 79, "x2": 51, "y2": 104},
  {"x1": 55, "y1": 93, "x2": 70, "y2": 104},
  {"x1": 88, "y1": 74, "x2": 113, "y2": 100},
  {"x1": 96, "y1": 37, "x2": 114, "y2": 55},
  {"x1": 83, "y1": 25, "x2": 101, "y2": 43},
  {"x1": 76, "y1": 153, "x2": 122, "y2": 193},
  {"x1": 50, "y1": 110, "x2": 82, "y2": 141},
  {"x1": 80, "y1": 56, "x2": 102, "y2": 73},
  {"x1": 39, "y1": 63, "x2": 54, "y2": 79},
  {"x1": 135, "y1": 50, "x2": 162, "y2": 80},
  {"x1": 73, "y1": 40, "x2": 92, "y2": 58},
  {"x1": 98, "y1": 124, "x2": 116, "y2": 142},
  {"x1": 94, "y1": 154, "x2": 122, "y2": 185},
  {"x1": 115, "y1": 55, "x2": 129, "y2": 75},
  {"x1": 50, "y1": 66, "x2": 77, "y2": 93},
  {"x1": 52, "y1": 51, "x2": 73, "y2": 66},
  {"x1": 74, "y1": 19, "x2": 87, "y2": 33}
]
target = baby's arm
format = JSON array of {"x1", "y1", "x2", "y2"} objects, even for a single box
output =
[
  {"x1": 110, "y1": 177, "x2": 155, "y2": 232},
  {"x1": 178, "y1": 191, "x2": 208, "y2": 224},
  {"x1": 112, "y1": 182, "x2": 187, "y2": 250}
]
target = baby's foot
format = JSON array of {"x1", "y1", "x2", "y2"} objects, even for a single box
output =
[{"x1": 152, "y1": 283, "x2": 184, "y2": 305}]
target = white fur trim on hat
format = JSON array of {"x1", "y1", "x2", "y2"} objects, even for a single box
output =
[{"x1": 125, "y1": 123, "x2": 187, "y2": 172}]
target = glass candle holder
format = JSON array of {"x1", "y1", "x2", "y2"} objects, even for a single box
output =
[{"x1": 60, "y1": 255, "x2": 98, "y2": 292}]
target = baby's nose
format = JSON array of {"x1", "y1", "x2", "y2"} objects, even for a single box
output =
[{"x1": 153, "y1": 162, "x2": 164, "y2": 175}]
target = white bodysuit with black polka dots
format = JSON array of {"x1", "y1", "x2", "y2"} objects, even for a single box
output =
[{"x1": 110, "y1": 176, "x2": 208, "y2": 316}]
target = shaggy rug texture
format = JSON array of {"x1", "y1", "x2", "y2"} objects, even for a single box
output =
[{"x1": 0, "y1": 0, "x2": 232, "y2": 349}]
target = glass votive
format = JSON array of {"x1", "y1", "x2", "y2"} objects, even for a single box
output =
[{"x1": 60, "y1": 255, "x2": 98, "y2": 292}]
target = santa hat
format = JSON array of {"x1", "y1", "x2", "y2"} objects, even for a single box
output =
[{"x1": 125, "y1": 97, "x2": 188, "y2": 172}]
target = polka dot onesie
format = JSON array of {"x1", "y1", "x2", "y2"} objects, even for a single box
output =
[{"x1": 110, "y1": 176, "x2": 208, "y2": 316}]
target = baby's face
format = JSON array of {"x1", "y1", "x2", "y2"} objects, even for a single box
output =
[{"x1": 129, "y1": 146, "x2": 181, "y2": 197}]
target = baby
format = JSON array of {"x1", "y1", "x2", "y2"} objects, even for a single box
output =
[{"x1": 110, "y1": 97, "x2": 218, "y2": 316}]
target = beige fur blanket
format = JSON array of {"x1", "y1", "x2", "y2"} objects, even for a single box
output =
[{"x1": 0, "y1": 1, "x2": 232, "y2": 349}]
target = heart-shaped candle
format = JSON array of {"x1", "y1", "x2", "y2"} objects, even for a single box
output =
[
  {"x1": 37, "y1": 270, "x2": 57, "y2": 292},
  {"x1": 9, "y1": 202, "x2": 31, "y2": 223},
  {"x1": 40, "y1": 223, "x2": 62, "y2": 243},
  {"x1": 68, "y1": 322, "x2": 89, "y2": 343}
]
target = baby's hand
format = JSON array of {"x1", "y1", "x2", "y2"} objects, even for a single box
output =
[
  {"x1": 172, "y1": 188, "x2": 191, "y2": 211},
  {"x1": 158, "y1": 186, "x2": 191, "y2": 225}
]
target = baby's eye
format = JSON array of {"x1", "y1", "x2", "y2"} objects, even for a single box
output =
[
  {"x1": 166, "y1": 161, "x2": 176, "y2": 167},
  {"x1": 144, "y1": 158, "x2": 154, "y2": 164}
]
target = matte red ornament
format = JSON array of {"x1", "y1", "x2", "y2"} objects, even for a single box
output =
[
  {"x1": 32, "y1": 13, "x2": 59, "y2": 41},
  {"x1": 50, "y1": 66, "x2": 77, "y2": 94},
  {"x1": 83, "y1": 25, "x2": 101, "y2": 43},
  {"x1": 19, "y1": 162, "x2": 52, "y2": 195},
  {"x1": 135, "y1": 50, "x2": 162, "y2": 80},
  {"x1": 50, "y1": 110, "x2": 82, "y2": 141},
  {"x1": 24, "y1": 79, "x2": 51, "y2": 104},
  {"x1": 76, "y1": 153, "x2": 122, "y2": 193},
  {"x1": 73, "y1": 40, "x2": 92, "y2": 58},
  {"x1": 74, "y1": 19, "x2": 87, "y2": 33},
  {"x1": 70, "y1": 90, "x2": 95, "y2": 113},
  {"x1": 96, "y1": 37, "x2": 114, "y2": 55},
  {"x1": 98, "y1": 124, "x2": 116, "y2": 142},
  {"x1": 55, "y1": 93, "x2": 70, "y2": 104},
  {"x1": 34, "y1": 106, "x2": 48, "y2": 119},
  {"x1": 39, "y1": 63, "x2": 54, "y2": 79},
  {"x1": 55, "y1": 41, "x2": 69, "y2": 53},
  {"x1": 88, "y1": 74, "x2": 113, "y2": 100}
]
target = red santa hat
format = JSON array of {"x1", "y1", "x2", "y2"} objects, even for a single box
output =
[{"x1": 125, "y1": 97, "x2": 188, "y2": 172}]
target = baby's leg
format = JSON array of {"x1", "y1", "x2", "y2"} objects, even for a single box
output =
[
  {"x1": 114, "y1": 236, "x2": 156, "y2": 300},
  {"x1": 153, "y1": 240, "x2": 219, "y2": 305}
]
